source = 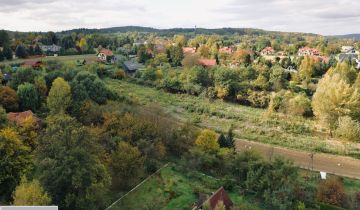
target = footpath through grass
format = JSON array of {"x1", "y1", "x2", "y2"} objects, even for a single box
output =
[{"x1": 106, "y1": 79, "x2": 360, "y2": 158}]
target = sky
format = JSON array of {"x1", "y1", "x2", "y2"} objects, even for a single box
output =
[{"x1": 0, "y1": 0, "x2": 360, "y2": 35}]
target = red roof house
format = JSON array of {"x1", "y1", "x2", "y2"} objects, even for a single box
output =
[
  {"x1": 198, "y1": 59, "x2": 217, "y2": 67},
  {"x1": 193, "y1": 187, "x2": 234, "y2": 210},
  {"x1": 98, "y1": 48, "x2": 115, "y2": 64},
  {"x1": 298, "y1": 47, "x2": 320, "y2": 56},
  {"x1": 261, "y1": 47, "x2": 275, "y2": 56},
  {"x1": 219, "y1": 47, "x2": 234, "y2": 54},
  {"x1": 183, "y1": 47, "x2": 196, "y2": 54}
]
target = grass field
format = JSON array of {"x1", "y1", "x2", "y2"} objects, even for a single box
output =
[
  {"x1": 106, "y1": 79, "x2": 360, "y2": 158},
  {"x1": 107, "y1": 164, "x2": 262, "y2": 210},
  {"x1": 0, "y1": 54, "x2": 97, "y2": 66}
]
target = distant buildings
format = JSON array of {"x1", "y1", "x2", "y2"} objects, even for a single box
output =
[
  {"x1": 183, "y1": 47, "x2": 196, "y2": 54},
  {"x1": 341, "y1": 46, "x2": 357, "y2": 54},
  {"x1": 298, "y1": 47, "x2": 320, "y2": 56},
  {"x1": 40, "y1": 44, "x2": 61, "y2": 53},
  {"x1": 198, "y1": 59, "x2": 217, "y2": 68},
  {"x1": 261, "y1": 47, "x2": 275, "y2": 56},
  {"x1": 219, "y1": 47, "x2": 234, "y2": 54}
]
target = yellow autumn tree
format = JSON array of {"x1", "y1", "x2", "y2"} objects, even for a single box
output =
[
  {"x1": 13, "y1": 177, "x2": 51, "y2": 206},
  {"x1": 195, "y1": 129, "x2": 219, "y2": 153},
  {"x1": 47, "y1": 77, "x2": 72, "y2": 114},
  {"x1": 312, "y1": 73, "x2": 360, "y2": 133}
]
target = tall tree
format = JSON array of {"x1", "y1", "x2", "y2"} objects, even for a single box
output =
[
  {"x1": 47, "y1": 77, "x2": 72, "y2": 114},
  {"x1": 3, "y1": 45, "x2": 13, "y2": 60},
  {"x1": 15, "y1": 45, "x2": 28, "y2": 59},
  {"x1": 37, "y1": 115, "x2": 110, "y2": 210},
  {"x1": 17, "y1": 83, "x2": 39, "y2": 111},
  {"x1": 0, "y1": 127, "x2": 31, "y2": 202}
]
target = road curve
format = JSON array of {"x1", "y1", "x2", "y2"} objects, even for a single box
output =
[{"x1": 235, "y1": 139, "x2": 360, "y2": 179}]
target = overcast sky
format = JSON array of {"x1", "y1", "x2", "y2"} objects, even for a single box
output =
[{"x1": 0, "y1": 0, "x2": 359, "y2": 35}]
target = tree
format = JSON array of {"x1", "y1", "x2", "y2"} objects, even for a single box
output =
[
  {"x1": 312, "y1": 73, "x2": 360, "y2": 133},
  {"x1": 17, "y1": 83, "x2": 39, "y2": 111},
  {"x1": 13, "y1": 177, "x2": 51, "y2": 206},
  {"x1": 218, "y1": 127, "x2": 235, "y2": 149},
  {"x1": 195, "y1": 129, "x2": 219, "y2": 153},
  {"x1": 47, "y1": 77, "x2": 72, "y2": 114},
  {"x1": 109, "y1": 142, "x2": 144, "y2": 190},
  {"x1": 197, "y1": 45, "x2": 210, "y2": 58},
  {"x1": 0, "y1": 30, "x2": 10, "y2": 47},
  {"x1": 0, "y1": 106, "x2": 7, "y2": 128},
  {"x1": 335, "y1": 116, "x2": 360, "y2": 142},
  {"x1": 15, "y1": 45, "x2": 28, "y2": 59},
  {"x1": 168, "y1": 45, "x2": 184, "y2": 66},
  {"x1": 174, "y1": 35, "x2": 187, "y2": 47},
  {"x1": 0, "y1": 127, "x2": 31, "y2": 202},
  {"x1": 317, "y1": 177, "x2": 346, "y2": 207},
  {"x1": 182, "y1": 54, "x2": 200, "y2": 69},
  {"x1": 137, "y1": 45, "x2": 151, "y2": 63},
  {"x1": 37, "y1": 115, "x2": 110, "y2": 210},
  {"x1": 3, "y1": 45, "x2": 13, "y2": 60},
  {"x1": 153, "y1": 53, "x2": 169, "y2": 66},
  {"x1": 0, "y1": 86, "x2": 19, "y2": 111},
  {"x1": 0, "y1": 49, "x2": 4, "y2": 61}
]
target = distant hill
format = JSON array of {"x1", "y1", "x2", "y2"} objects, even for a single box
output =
[
  {"x1": 330, "y1": 34, "x2": 360, "y2": 40},
  {"x1": 58, "y1": 26, "x2": 319, "y2": 37}
]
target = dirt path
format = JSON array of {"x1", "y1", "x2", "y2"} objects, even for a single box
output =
[{"x1": 235, "y1": 139, "x2": 360, "y2": 179}]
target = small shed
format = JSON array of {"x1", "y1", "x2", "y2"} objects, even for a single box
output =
[
  {"x1": 193, "y1": 187, "x2": 234, "y2": 210},
  {"x1": 123, "y1": 60, "x2": 145, "y2": 74}
]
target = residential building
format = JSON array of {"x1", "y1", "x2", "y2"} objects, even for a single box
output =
[
  {"x1": 21, "y1": 60, "x2": 43, "y2": 68},
  {"x1": 261, "y1": 47, "x2": 275, "y2": 56},
  {"x1": 123, "y1": 60, "x2": 145, "y2": 74},
  {"x1": 198, "y1": 59, "x2": 217, "y2": 67},
  {"x1": 183, "y1": 47, "x2": 196, "y2": 54},
  {"x1": 298, "y1": 47, "x2": 320, "y2": 56},
  {"x1": 192, "y1": 187, "x2": 234, "y2": 210},
  {"x1": 341, "y1": 46, "x2": 356, "y2": 54},
  {"x1": 40, "y1": 44, "x2": 61, "y2": 53},
  {"x1": 97, "y1": 48, "x2": 116, "y2": 64},
  {"x1": 219, "y1": 47, "x2": 233, "y2": 54}
]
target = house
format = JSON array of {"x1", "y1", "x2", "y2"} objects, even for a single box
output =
[
  {"x1": 40, "y1": 44, "x2": 61, "y2": 53},
  {"x1": 123, "y1": 60, "x2": 145, "y2": 74},
  {"x1": 341, "y1": 46, "x2": 357, "y2": 54},
  {"x1": 298, "y1": 47, "x2": 320, "y2": 56},
  {"x1": 7, "y1": 111, "x2": 41, "y2": 127},
  {"x1": 192, "y1": 187, "x2": 234, "y2": 210},
  {"x1": 198, "y1": 59, "x2": 217, "y2": 67},
  {"x1": 97, "y1": 48, "x2": 116, "y2": 64},
  {"x1": 183, "y1": 47, "x2": 197, "y2": 54},
  {"x1": 2, "y1": 73, "x2": 12, "y2": 85},
  {"x1": 219, "y1": 47, "x2": 233, "y2": 54},
  {"x1": 261, "y1": 47, "x2": 275, "y2": 56},
  {"x1": 21, "y1": 60, "x2": 43, "y2": 69}
]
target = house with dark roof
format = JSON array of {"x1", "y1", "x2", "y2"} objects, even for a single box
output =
[
  {"x1": 192, "y1": 187, "x2": 233, "y2": 210},
  {"x1": 98, "y1": 48, "x2": 116, "y2": 64},
  {"x1": 123, "y1": 60, "x2": 145, "y2": 74}
]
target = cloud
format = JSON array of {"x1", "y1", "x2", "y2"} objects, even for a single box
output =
[{"x1": 0, "y1": 0, "x2": 359, "y2": 35}]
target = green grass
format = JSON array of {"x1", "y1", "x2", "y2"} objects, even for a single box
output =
[
  {"x1": 106, "y1": 79, "x2": 360, "y2": 157},
  {"x1": 0, "y1": 54, "x2": 97, "y2": 65},
  {"x1": 107, "y1": 164, "x2": 261, "y2": 210}
]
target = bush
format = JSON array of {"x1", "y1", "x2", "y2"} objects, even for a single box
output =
[
  {"x1": 317, "y1": 177, "x2": 346, "y2": 207},
  {"x1": 247, "y1": 90, "x2": 269, "y2": 108},
  {"x1": 335, "y1": 116, "x2": 360, "y2": 142},
  {"x1": 285, "y1": 93, "x2": 312, "y2": 116}
]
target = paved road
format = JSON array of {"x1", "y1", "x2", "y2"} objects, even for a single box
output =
[{"x1": 236, "y1": 139, "x2": 360, "y2": 179}]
